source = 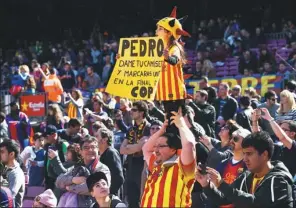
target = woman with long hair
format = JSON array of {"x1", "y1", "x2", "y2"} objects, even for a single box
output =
[
  {"x1": 276, "y1": 90, "x2": 296, "y2": 121},
  {"x1": 9, "y1": 65, "x2": 30, "y2": 98},
  {"x1": 46, "y1": 104, "x2": 64, "y2": 129},
  {"x1": 64, "y1": 89, "x2": 84, "y2": 121},
  {"x1": 23, "y1": 76, "x2": 36, "y2": 95},
  {"x1": 154, "y1": 6, "x2": 190, "y2": 135}
]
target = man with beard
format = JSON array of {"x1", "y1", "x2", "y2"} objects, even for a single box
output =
[
  {"x1": 0, "y1": 140, "x2": 25, "y2": 207},
  {"x1": 85, "y1": 66, "x2": 101, "y2": 92},
  {"x1": 5, "y1": 102, "x2": 33, "y2": 149}
]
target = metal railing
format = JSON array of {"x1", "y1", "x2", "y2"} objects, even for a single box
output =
[{"x1": 0, "y1": 90, "x2": 12, "y2": 114}]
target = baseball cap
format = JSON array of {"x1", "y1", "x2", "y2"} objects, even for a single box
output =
[
  {"x1": 9, "y1": 101, "x2": 19, "y2": 108},
  {"x1": 86, "y1": 172, "x2": 108, "y2": 192},
  {"x1": 43, "y1": 125, "x2": 57, "y2": 137},
  {"x1": 35, "y1": 189, "x2": 57, "y2": 208}
]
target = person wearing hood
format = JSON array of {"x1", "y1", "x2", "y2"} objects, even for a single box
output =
[{"x1": 196, "y1": 131, "x2": 294, "y2": 208}]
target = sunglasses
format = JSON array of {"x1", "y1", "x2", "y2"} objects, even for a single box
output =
[{"x1": 222, "y1": 126, "x2": 230, "y2": 130}]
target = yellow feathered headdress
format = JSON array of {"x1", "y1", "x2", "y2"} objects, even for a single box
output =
[{"x1": 157, "y1": 6, "x2": 191, "y2": 40}]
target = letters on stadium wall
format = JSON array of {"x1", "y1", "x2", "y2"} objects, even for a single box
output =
[
  {"x1": 20, "y1": 94, "x2": 47, "y2": 117},
  {"x1": 106, "y1": 37, "x2": 164, "y2": 100},
  {"x1": 186, "y1": 75, "x2": 284, "y2": 96}
]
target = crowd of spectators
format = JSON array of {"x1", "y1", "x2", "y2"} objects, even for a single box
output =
[
  {"x1": 185, "y1": 17, "x2": 296, "y2": 79},
  {"x1": 1, "y1": 15, "x2": 296, "y2": 208}
]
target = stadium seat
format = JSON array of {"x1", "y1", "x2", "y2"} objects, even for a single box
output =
[
  {"x1": 216, "y1": 71, "x2": 228, "y2": 77},
  {"x1": 23, "y1": 199, "x2": 34, "y2": 207},
  {"x1": 25, "y1": 186, "x2": 45, "y2": 198}
]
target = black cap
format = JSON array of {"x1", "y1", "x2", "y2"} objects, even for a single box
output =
[
  {"x1": 43, "y1": 125, "x2": 57, "y2": 137},
  {"x1": 9, "y1": 101, "x2": 18, "y2": 108},
  {"x1": 86, "y1": 172, "x2": 108, "y2": 191}
]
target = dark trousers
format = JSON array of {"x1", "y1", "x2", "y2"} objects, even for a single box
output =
[
  {"x1": 126, "y1": 157, "x2": 144, "y2": 208},
  {"x1": 191, "y1": 192, "x2": 210, "y2": 208},
  {"x1": 163, "y1": 99, "x2": 186, "y2": 135}
]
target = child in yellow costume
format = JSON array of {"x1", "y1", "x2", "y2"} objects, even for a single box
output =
[{"x1": 155, "y1": 6, "x2": 191, "y2": 134}]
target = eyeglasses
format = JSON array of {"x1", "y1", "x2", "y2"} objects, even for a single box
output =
[
  {"x1": 154, "y1": 144, "x2": 169, "y2": 149},
  {"x1": 131, "y1": 108, "x2": 139, "y2": 112},
  {"x1": 282, "y1": 128, "x2": 291, "y2": 132},
  {"x1": 82, "y1": 145, "x2": 98, "y2": 150}
]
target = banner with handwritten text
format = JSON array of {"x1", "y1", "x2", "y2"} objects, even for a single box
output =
[{"x1": 106, "y1": 37, "x2": 164, "y2": 100}]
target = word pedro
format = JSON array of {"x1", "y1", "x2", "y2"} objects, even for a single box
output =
[
  {"x1": 120, "y1": 38, "x2": 164, "y2": 57},
  {"x1": 188, "y1": 75, "x2": 281, "y2": 96}
]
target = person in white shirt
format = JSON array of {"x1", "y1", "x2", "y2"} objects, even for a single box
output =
[{"x1": 20, "y1": 132, "x2": 45, "y2": 186}]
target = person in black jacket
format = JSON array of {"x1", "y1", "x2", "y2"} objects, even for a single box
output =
[
  {"x1": 43, "y1": 125, "x2": 69, "y2": 191},
  {"x1": 200, "y1": 76, "x2": 218, "y2": 105},
  {"x1": 147, "y1": 101, "x2": 165, "y2": 122},
  {"x1": 214, "y1": 83, "x2": 238, "y2": 128},
  {"x1": 236, "y1": 96, "x2": 253, "y2": 132},
  {"x1": 95, "y1": 128, "x2": 124, "y2": 195},
  {"x1": 182, "y1": 105, "x2": 210, "y2": 208},
  {"x1": 196, "y1": 131, "x2": 294, "y2": 208},
  {"x1": 187, "y1": 89, "x2": 216, "y2": 138}
]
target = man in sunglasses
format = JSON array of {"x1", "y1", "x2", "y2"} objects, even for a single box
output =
[
  {"x1": 43, "y1": 125, "x2": 69, "y2": 192},
  {"x1": 258, "y1": 90, "x2": 279, "y2": 139},
  {"x1": 120, "y1": 101, "x2": 151, "y2": 208}
]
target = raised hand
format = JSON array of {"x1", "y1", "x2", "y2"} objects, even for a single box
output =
[
  {"x1": 260, "y1": 108, "x2": 273, "y2": 121},
  {"x1": 170, "y1": 107, "x2": 186, "y2": 129}
]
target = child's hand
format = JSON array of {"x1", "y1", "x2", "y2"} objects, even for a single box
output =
[{"x1": 163, "y1": 48, "x2": 169, "y2": 59}]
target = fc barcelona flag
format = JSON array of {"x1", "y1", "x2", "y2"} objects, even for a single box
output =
[{"x1": 6, "y1": 112, "x2": 34, "y2": 149}]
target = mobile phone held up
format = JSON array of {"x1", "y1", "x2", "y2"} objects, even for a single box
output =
[
  {"x1": 198, "y1": 163, "x2": 207, "y2": 175},
  {"x1": 48, "y1": 145, "x2": 57, "y2": 151}
]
